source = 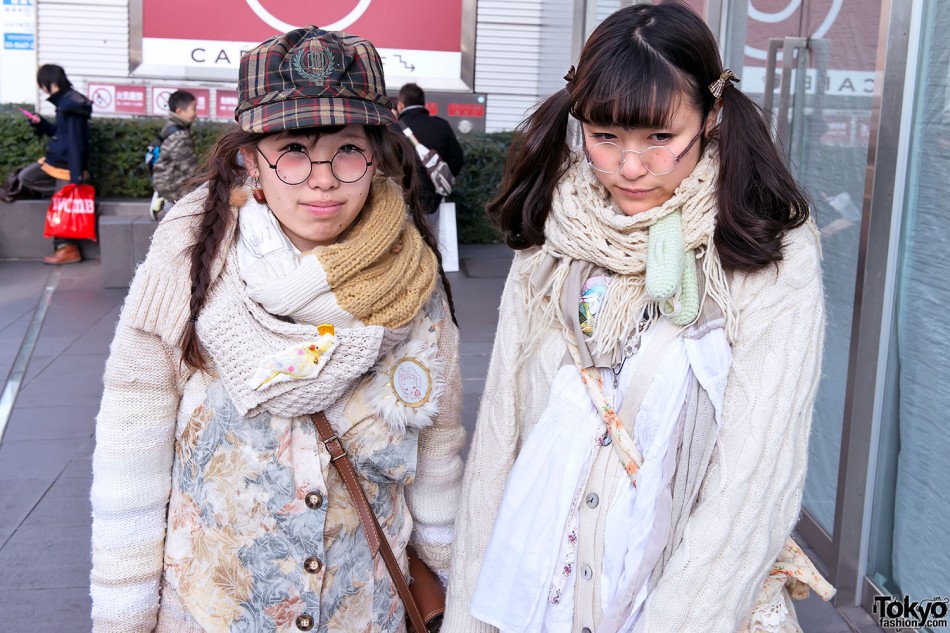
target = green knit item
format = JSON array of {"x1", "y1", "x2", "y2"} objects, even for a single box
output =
[
  {"x1": 667, "y1": 252, "x2": 700, "y2": 325},
  {"x1": 647, "y1": 210, "x2": 700, "y2": 326},
  {"x1": 646, "y1": 211, "x2": 685, "y2": 300}
]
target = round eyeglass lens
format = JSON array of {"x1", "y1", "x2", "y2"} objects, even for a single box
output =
[
  {"x1": 330, "y1": 148, "x2": 370, "y2": 182},
  {"x1": 274, "y1": 151, "x2": 313, "y2": 185},
  {"x1": 639, "y1": 147, "x2": 676, "y2": 176}
]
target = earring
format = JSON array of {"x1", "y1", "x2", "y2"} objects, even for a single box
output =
[{"x1": 250, "y1": 175, "x2": 266, "y2": 204}]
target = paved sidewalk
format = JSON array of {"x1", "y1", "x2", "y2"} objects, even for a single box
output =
[{"x1": 0, "y1": 245, "x2": 880, "y2": 632}]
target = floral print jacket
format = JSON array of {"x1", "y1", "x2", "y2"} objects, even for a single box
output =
[{"x1": 157, "y1": 295, "x2": 462, "y2": 633}]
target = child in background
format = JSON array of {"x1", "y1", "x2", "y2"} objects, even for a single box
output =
[{"x1": 149, "y1": 89, "x2": 199, "y2": 218}]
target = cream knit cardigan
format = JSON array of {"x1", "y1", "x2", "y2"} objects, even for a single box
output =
[
  {"x1": 444, "y1": 222, "x2": 825, "y2": 632},
  {"x1": 89, "y1": 189, "x2": 465, "y2": 632}
]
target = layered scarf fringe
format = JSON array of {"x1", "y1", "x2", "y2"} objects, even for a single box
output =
[{"x1": 521, "y1": 147, "x2": 737, "y2": 366}]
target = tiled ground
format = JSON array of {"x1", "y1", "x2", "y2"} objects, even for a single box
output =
[
  {"x1": 0, "y1": 261, "x2": 122, "y2": 631},
  {"x1": 0, "y1": 246, "x2": 880, "y2": 632}
]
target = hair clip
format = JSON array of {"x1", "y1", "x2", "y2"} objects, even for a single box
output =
[
  {"x1": 564, "y1": 65, "x2": 577, "y2": 90},
  {"x1": 709, "y1": 69, "x2": 740, "y2": 99}
]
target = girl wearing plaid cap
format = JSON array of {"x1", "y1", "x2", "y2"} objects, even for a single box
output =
[
  {"x1": 446, "y1": 3, "x2": 833, "y2": 632},
  {"x1": 91, "y1": 27, "x2": 462, "y2": 632}
]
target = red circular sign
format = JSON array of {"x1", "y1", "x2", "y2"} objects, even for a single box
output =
[{"x1": 91, "y1": 88, "x2": 113, "y2": 108}]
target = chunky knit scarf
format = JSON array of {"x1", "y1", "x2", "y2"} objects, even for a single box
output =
[
  {"x1": 522, "y1": 146, "x2": 736, "y2": 366},
  {"x1": 237, "y1": 176, "x2": 437, "y2": 329}
]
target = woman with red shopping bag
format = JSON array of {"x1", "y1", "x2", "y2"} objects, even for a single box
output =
[{"x1": 12, "y1": 64, "x2": 94, "y2": 264}]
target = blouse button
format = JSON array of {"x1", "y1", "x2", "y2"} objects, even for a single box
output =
[
  {"x1": 304, "y1": 556, "x2": 323, "y2": 574},
  {"x1": 585, "y1": 493, "x2": 599, "y2": 509},
  {"x1": 601, "y1": 432, "x2": 611, "y2": 446},
  {"x1": 295, "y1": 614, "x2": 314, "y2": 631},
  {"x1": 305, "y1": 491, "x2": 323, "y2": 510},
  {"x1": 582, "y1": 628, "x2": 593, "y2": 633},
  {"x1": 582, "y1": 564, "x2": 593, "y2": 580}
]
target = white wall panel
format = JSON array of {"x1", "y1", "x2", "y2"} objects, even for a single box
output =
[
  {"x1": 485, "y1": 93, "x2": 541, "y2": 132},
  {"x1": 476, "y1": 0, "x2": 574, "y2": 131},
  {"x1": 37, "y1": 0, "x2": 128, "y2": 82}
]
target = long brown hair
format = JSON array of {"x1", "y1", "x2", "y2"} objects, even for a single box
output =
[
  {"x1": 488, "y1": 0, "x2": 809, "y2": 270},
  {"x1": 180, "y1": 125, "x2": 457, "y2": 371}
]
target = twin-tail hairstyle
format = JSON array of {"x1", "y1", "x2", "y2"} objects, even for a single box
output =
[
  {"x1": 487, "y1": 0, "x2": 810, "y2": 271},
  {"x1": 180, "y1": 125, "x2": 458, "y2": 371}
]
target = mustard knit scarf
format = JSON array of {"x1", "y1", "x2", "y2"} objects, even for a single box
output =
[{"x1": 315, "y1": 177, "x2": 437, "y2": 328}]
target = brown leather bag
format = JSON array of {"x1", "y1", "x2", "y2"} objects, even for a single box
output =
[{"x1": 312, "y1": 413, "x2": 445, "y2": 632}]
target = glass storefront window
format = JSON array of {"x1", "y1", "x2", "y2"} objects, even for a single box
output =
[
  {"x1": 719, "y1": 0, "x2": 883, "y2": 537},
  {"x1": 868, "y1": 0, "x2": 950, "y2": 624}
]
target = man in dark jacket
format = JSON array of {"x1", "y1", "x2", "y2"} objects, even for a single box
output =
[
  {"x1": 4, "y1": 64, "x2": 93, "y2": 264},
  {"x1": 394, "y1": 83, "x2": 464, "y2": 216}
]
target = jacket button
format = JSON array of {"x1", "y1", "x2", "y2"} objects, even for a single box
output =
[
  {"x1": 601, "y1": 432, "x2": 611, "y2": 446},
  {"x1": 585, "y1": 493, "x2": 599, "y2": 509},
  {"x1": 295, "y1": 614, "x2": 314, "y2": 630},
  {"x1": 305, "y1": 491, "x2": 323, "y2": 510},
  {"x1": 582, "y1": 628, "x2": 593, "y2": 633},
  {"x1": 582, "y1": 564, "x2": 593, "y2": 580},
  {"x1": 304, "y1": 556, "x2": 323, "y2": 574}
]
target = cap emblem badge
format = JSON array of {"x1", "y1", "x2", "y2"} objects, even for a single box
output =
[{"x1": 292, "y1": 46, "x2": 337, "y2": 82}]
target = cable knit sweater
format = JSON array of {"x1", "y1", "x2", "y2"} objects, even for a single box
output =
[
  {"x1": 444, "y1": 222, "x2": 825, "y2": 632},
  {"x1": 90, "y1": 188, "x2": 465, "y2": 632}
]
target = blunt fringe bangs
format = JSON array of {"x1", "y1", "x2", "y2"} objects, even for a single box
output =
[{"x1": 570, "y1": 36, "x2": 695, "y2": 130}]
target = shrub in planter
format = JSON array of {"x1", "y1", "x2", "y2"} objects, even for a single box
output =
[
  {"x1": 87, "y1": 118, "x2": 236, "y2": 198},
  {"x1": 0, "y1": 107, "x2": 236, "y2": 198},
  {"x1": 450, "y1": 131, "x2": 511, "y2": 243},
  {"x1": 0, "y1": 103, "x2": 48, "y2": 186}
]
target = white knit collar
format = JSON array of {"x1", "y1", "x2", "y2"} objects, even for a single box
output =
[{"x1": 235, "y1": 195, "x2": 360, "y2": 328}]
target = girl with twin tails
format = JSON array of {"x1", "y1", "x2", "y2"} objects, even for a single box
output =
[
  {"x1": 446, "y1": 2, "x2": 833, "y2": 631},
  {"x1": 91, "y1": 27, "x2": 463, "y2": 632}
]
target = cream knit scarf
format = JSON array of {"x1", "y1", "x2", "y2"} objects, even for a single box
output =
[
  {"x1": 238, "y1": 176, "x2": 437, "y2": 329},
  {"x1": 522, "y1": 146, "x2": 736, "y2": 365}
]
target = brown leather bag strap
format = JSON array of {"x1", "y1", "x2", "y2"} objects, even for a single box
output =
[
  {"x1": 311, "y1": 413, "x2": 429, "y2": 633},
  {"x1": 312, "y1": 413, "x2": 381, "y2": 555}
]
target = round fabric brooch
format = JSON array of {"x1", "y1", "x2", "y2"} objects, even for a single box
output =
[{"x1": 389, "y1": 357, "x2": 432, "y2": 408}]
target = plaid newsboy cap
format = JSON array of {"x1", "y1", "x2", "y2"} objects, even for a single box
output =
[{"x1": 236, "y1": 26, "x2": 395, "y2": 132}]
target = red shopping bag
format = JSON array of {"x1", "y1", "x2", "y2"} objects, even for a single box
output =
[{"x1": 43, "y1": 184, "x2": 97, "y2": 241}]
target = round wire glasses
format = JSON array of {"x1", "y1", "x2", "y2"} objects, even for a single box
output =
[
  {"x1": 254, "y1": 144, "x2": 373, "y2": 185},
  {"x1": 586, "y1": 129, "x2": 703, "y2": 176}
]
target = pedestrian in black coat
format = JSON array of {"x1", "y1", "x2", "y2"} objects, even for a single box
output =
[{"x1": 393, "y1": 83, "x2": 464, "y2": 215}]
